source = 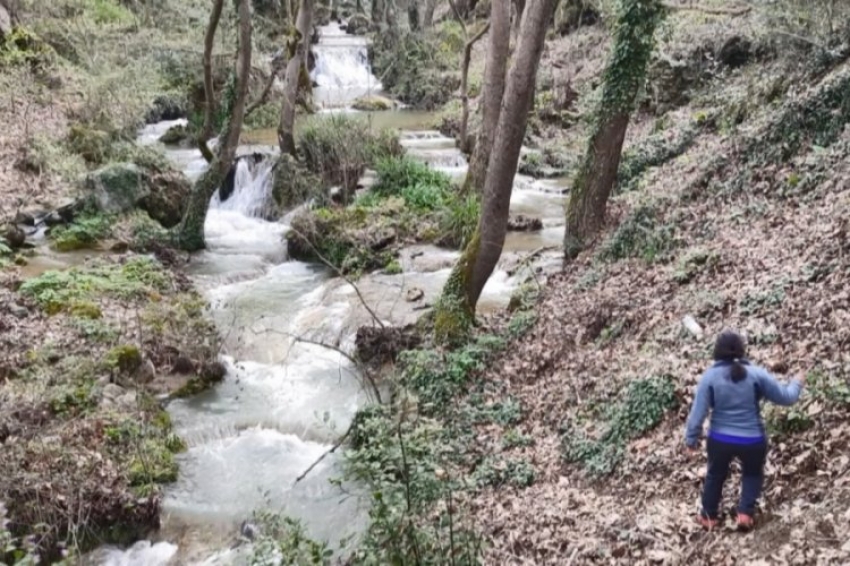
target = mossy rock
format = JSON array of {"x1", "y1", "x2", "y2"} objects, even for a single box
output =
[
  {"x1": 158, "y1": 124, "x2": 191, "y2": 146},
  {"x1": 144, "y1": 94, "x2": 187, "y2": 125},
  {"x1": 346, "y1": 13, "x2": 371, "y2": 35},
  {"x1": 137, "y1": 169, "x2": 190, "y2": 228},
  {"x1": 352, "y1": 94, "x2": 395, "y2": 112},
  {"x1": 270, "y1": 154, "x2": 324, "y2": 217},
  {"x1": 87, "y1": 163, "x2": 149, "y2": 214}
]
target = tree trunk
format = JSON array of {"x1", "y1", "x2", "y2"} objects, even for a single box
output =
[
  {"x1": 278, "y1": 0, "x2": 314, "y2": 155},
  {"x1": 408, "y1": 0, "x2": 420, "y2": 30},
  {"x1": 422, "y1": 0, "x2": 436, "y2": 27},
  {"x1": 174, "y1": 0, "x2": 253, "y2": 252},
  {"x1": 462, "y1": 0, "x2": 510, "y2": 194},
  {"x1": 459, "y1": 23, "x2": 489, "y2": 152},
  {"x1": 511, "y1": 0, "x2": 525, "y2": 44},
  {"x1": 198, "y1": 0, "x2": 225, "y2": 163},
  {"x1": 563, "y1": 0, "x2": 665, "y2": 259},
  {"x1": 435, "y1": 0, "x2": 557, "y2": 344},
  {"x1": 371, "y1": 0, "x2": 385, "y2": 27}
]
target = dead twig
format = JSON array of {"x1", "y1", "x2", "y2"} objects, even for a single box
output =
[{"x1": 293, "y1": 424, "x2": 352, "y2": 484}]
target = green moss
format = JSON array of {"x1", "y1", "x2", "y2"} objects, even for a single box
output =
[
  {"x1": 384, "y1": 260, "x2": 403, "y2": 275},
  {"x1": 69, "y1": 300, "x2": 103, "y2": 319},
  {"x1": 105, "y1": 344, "x2": 142, "y2": 372},
  {"x1": 351, "y1": 94, "x2": 394, "y2": 111}
]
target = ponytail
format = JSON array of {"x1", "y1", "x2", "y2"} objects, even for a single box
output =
[
  {"x1": 730, "y1": 359, "x2": 747, "y2": 382},
  {"x1": 713, "y1": 330, "x2": 748, "y2": 382}
]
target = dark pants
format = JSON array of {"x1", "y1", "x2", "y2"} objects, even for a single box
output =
[{"x1": 701, "y1": 437, "x2": 767, "y2": 519}]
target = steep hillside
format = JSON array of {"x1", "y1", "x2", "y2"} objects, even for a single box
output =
[{"x1": 463, "y1": 42, "x2": 850, "y2": 566}]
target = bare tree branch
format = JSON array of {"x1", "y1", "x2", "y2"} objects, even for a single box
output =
[
  {"x1": 661, "y1": 2, "x2": 751, "y2": 16},
  {"x1": 293, "y1": 424, "x2": 352, "y2": 483}
]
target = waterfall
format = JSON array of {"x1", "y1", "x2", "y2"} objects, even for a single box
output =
[
  {"x1": 209, "y1": 156, "x2": 276, "y2": 219},
  {"x1": 311, "y1": 23, "x2": 383, "y2": 108}
]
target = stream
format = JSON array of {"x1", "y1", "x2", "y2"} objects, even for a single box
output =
[{"x1": 86, "y1": 22, "x2": 565, "y2": 565}]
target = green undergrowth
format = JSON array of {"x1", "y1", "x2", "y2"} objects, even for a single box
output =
[
  {"x1": 560, "y1": 376, "x2": 678, "y2": 476},
  {"x1": 287, "y1": 156, "x2": 479, "y2": 276},
  {"x1": 342, "y1": 284, "x2": 541, "y2": 563},
  {"x1": 616, "y1": 112, "x2": 714, "y2": 193},
  {"x1": 19, "y1": 256, "x2": 169, "y2": 314},
  {"x1": 369, "y1": 23, "x2": 463, "y2": 109},
  {"x1": 48, "y1": 212, "x2": 114, "y2": 251},
  {"x1": 599, "y1": 203, "x2": 679, "y2": 263}
]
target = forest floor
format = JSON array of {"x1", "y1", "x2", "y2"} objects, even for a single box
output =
[{"x1": 451, "y1": 8, "x2": 850, "y2": 565}]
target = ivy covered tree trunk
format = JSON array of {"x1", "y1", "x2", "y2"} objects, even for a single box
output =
[
  {"x1": 174, "y1": 0, "x2": 253, "y2": 251},
  {"x1": 278, "y1": 0, "x2": 314, "y2": 155},
  {"x1": 564, "y1": 0, "x2": 665, "y2": 259},
  {"x1": 462, "y1": 0, "x2": 510, "y2": 194},
  {"x1": 435, "y1": 0, "x2": 557, "y2": 344}
]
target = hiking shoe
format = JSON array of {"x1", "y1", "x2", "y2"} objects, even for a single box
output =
[
  {"x1": 736, "y1": 513, "x2": 754, "y2": 531},
  {"x1": 697, "y1": 515, "x2": 718, "y2": 530}
]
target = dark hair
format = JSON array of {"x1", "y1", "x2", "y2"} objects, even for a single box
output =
[{"x1": 713, "y1": 330, "x2": 748, "y2": 382}]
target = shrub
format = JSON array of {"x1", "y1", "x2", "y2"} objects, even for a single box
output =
[
  {"x1": 297, "y1": 114, "x2": 402, "y2": 199},
  {"x1": 49, "y1": 213, "x2": 114, "y2": 251}
]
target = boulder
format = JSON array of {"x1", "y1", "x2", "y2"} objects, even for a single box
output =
[
  {"x1": 346, "y1": 13, "x2": 371, "y2": 35},
  {"x1": 145, "y1": 94, "x2": 186, "y2": 124},
  {"x1": 85, "y1": 163, "x2": 189, "y2": 229},
  {"x1": 137, "y1": 169, "x2": 190, "y2": 228},
  {"x1": 352, "y1": 94, "x2": 395, "y2": 111},
  {"x1": 507, "y1": 214, "x2": 543, "y2": 232},
  {"x1": 158, "y1": 124, "x2": 191, "y2": 146},
  {"x1": 86, "y1": 163, "x2": 148, "y2": 215}
]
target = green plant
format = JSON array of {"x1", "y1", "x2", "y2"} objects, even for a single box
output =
[
  {"x1": 739, "y1": 280, "x2": 788, "y2": 316},
  {"x1": 49, "y1": 213, "x2": 113, "y2": 251},
  {"x1": 20, "y1": 257, "x2": 169, "y2": 314},
  {"x1": 247, "y1": 512, "x2": 332, "y2": 565},
  {"x1": 473, "y1": 456, "x2": 536, "y2": 488},
  {"x1": 599, "y1": 204, "x2": 677, "y2": 263},
  {"x1": 561, "y1": 376, "x2": 677, "y2": 475},
  {"x1": 438, "y1": 193, "x2": 480, "y2": 249}
]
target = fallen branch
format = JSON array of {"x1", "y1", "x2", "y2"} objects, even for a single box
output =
[
  {"x1": 294, "y1": 424, "x2": 352, "y2": 484},
  {"x1": 505, "y1": 245, "x2": 558, "y2": 277},
  {"x1": 255, "y1": 325, "x2": 383, "y2": 403},
  {"x1": 661, "y1": 2, "x2": 751, "y2": 16},
  {"x1": 288, "y1": 227, "x2": 386, "y2": 330}
]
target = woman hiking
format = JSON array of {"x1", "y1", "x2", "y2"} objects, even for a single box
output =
[{"x1": 684, "y1": 330, "x2": 805, "y2": 531}]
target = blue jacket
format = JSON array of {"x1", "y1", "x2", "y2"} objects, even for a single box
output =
[{"x1": 684, "y1": 360, "x2": 803, "y2": 447}]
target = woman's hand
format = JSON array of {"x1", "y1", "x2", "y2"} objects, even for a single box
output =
[{"x1": 684, "y1": 444, "x2": 700, "y2": 457}]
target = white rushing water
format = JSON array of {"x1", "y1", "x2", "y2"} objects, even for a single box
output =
[
  {"x1": 311, "y1": 22, "x2": 382, "y2": 108},
  {"x1": 99, "y1": 22, "x2": 566, "y2": 566}
]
